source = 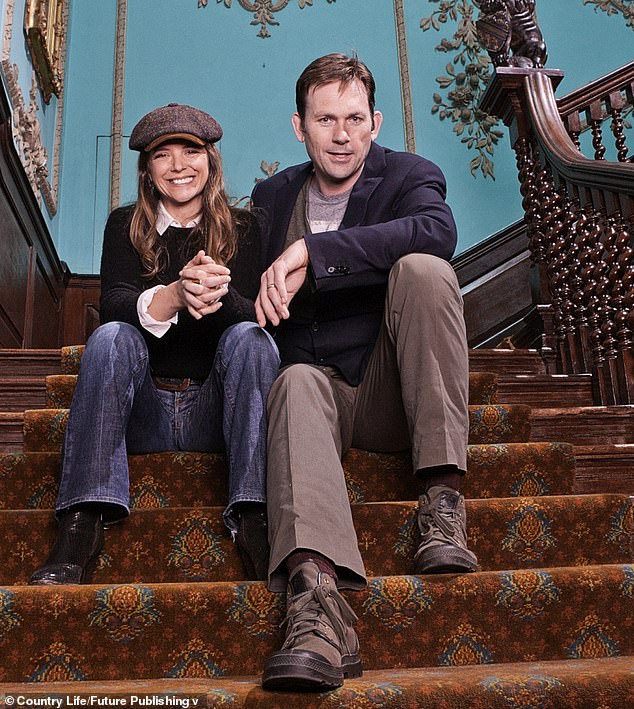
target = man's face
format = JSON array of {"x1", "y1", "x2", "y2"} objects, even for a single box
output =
[{"x1": 292, "y1": 79, "x2": 382, "y2": 196}]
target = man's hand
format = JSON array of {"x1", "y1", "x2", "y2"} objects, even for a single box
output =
[
  {"x1": 256, "y1": 239, "x2": 309, "y2": 327},
  {"x1": 178, "y1": 250, "x2": 232, "y2": 319}
]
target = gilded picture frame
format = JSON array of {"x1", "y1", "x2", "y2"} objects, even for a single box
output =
[{"x1": 24, "y1": 0, "x2": 65, "y2": 103}]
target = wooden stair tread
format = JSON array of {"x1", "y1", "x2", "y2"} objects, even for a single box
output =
[
  {"x1": 574, "y1": 443, "x2": 634, "y2": 493},
  {"x1": 468, "y1": 348, "x2": 545, "y2": 375},
  {"x1": 0, "y1": 412, "x2": 24, "y2": 453},
  {"x1": 496, "y1": 373, "x2": 594, "y2": 406},
  {"x1": 530, "y1": 405, "x2": 634, "y2": 445},
  {"x1": 0, "y1": 377, "x2": 47, "y2": 412},
  {"x1": 0, "y1": 349, "x2": 61, "y2": 376}
]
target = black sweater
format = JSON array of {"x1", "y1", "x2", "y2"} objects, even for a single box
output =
[{"x1": 99, "y1": 205, "x2": 261, "y2": 380}]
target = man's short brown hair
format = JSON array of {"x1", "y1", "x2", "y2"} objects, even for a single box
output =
[{"x1": 295, "y1": 53, "x2": 376, "y2": 121}]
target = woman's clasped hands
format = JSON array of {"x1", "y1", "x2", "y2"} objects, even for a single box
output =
[{"x1": 179, "y1": 249, "x2": 231, "y2": 319}]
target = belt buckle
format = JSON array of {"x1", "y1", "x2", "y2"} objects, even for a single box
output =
[{"x1": 153, "y1": 376, "x2": 191, "y2": 392}]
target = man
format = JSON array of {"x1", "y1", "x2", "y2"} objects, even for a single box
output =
[{"x1": 252, "y1": 53, "x2": 477, "y2": 692}]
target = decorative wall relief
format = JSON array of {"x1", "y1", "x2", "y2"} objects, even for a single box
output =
[
  {"x1": 233, "y1": 159, "x2": 281, "y2": 207},
  {"x1": 258, "y1": 159, "x2": 280, "y2": 181},
  {"x1": 583, "y1": 0, "x2": 634, "y2": 30},
  {"x1": 24, "y1": 0, "x2": 66, "y2": 103},
  {"x1": 198, "y1": 0, "x2": 336, "y2": 39},
  {"x1": 421, "y1": 0, "x2": 503, "y2": 179},
  {"x1": 1, "y1": 0, "x2": 66, "y2": 214},
  {"x1": 421, "y1": 0, "x2": 632, "y2": 178}
]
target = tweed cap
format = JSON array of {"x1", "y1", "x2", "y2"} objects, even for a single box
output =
[{"x1": 129, "y1": 103, "x2": 223, "y2": 152}]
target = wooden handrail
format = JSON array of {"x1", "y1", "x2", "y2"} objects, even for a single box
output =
[
  {"x1": 524, "y1": 72, "x2": 634, "y2": 198},
  {"x1": 556, "y1": 61, "x2": 634, "y2": 118}
]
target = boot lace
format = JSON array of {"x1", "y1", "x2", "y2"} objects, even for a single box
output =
[
  {"x1": 419, "y1": 495, "x2": 464, "y2": 544},
  {"x1": 281, "y1": 583, "x2": 358, "y2": 653}
]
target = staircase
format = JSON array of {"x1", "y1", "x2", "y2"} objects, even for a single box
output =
[{"x1": 0, "y1": 345, "x2": 633, "y2": 706}]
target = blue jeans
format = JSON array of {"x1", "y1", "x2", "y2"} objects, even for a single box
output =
[{"x1": 56, "y1": 321, "x2": 280, "y2": 531}]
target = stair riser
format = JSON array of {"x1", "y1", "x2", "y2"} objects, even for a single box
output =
[
  {"x1": 57, "y1": 345, "x2": 546, "y2": 377},
  {"x1": 530, "y1": 408, "x2": 634, "y2": 446},
  {"x1": 3, "y1": 496, "x2": 630, "y2": 585},
  {"x1": 0, "y1": 566, "x2": 631, "y2": 682},
  {"x1": 0, "y1": 351, "x2": 61, "y2": 377},
  {"x1": 496, "y1": 376, "x2": 594, "y2": 407},
  {"x1": 0, "y1": 390, "x2": 46, "y2": 413},
  {"x1": 21, "y1": 405, "x2": 533, "y2": 453},
  {"x1": 43, "y1": 372, "x2": 501, "y2": 409},
  {"x1": 0, "y1": 415, "x2": 23, "y2": 454},
  {"x1": 46, "y1": 375, "x2": 597, "y2": 409},
  {"x1": 0, "y1": 443, "x2": 576, "y2": 509}
]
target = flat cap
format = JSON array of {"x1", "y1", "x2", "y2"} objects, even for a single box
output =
[{"x1": 129, "y1": 103, "x2": 223, "y2": 152}]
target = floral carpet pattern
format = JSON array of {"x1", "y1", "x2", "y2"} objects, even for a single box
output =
[{"x1": 0, "y1": 345, "x2": 632, "y2": 705}]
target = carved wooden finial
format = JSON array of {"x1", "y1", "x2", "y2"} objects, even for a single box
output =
[{"x1": 476, "y1": 0, "x2": 548, "y2": 69}]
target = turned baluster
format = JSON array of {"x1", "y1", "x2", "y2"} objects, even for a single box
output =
[
  {"x1": 538, "y1": 168, "x2": 568, "y2": 368},
  {"x1": 544, "y1": 187, "x2": 574, "y2": 371},
  {"x1": 597, "y1": 217, "x2": 620, "y2": 403},
  {"x1": 571, "y1": 208, "x2": 594, "y2": 371},
  {"x1": 584, "y1": 214, "x2": 611, "y2": 405},
  {"x1": 515, "y1": 138, "x2": 545, "y2": 264},
  {"x1": 608, "y1": 217, "x2": 634, "y2": 402},
  {"x1": 581, "y1": 212, "x2": 609, "y2": 402},
  {"x1": 621, "y1": 263, "x2": 634, "y2": 401},
  {"x1": 560, "y1": 198, "x2": 584, "y2": 372},
  {"x1": 607, "y1": 91, "x2": 629, "y2": 162},
  {"x1": 565, "y1": 112, "x2": 582, "y2": 152},
  {"x1": 516, "y1": 144, "x2": 558, "y2": 370},
  {"x1": 586, "y1": 100, "x2": 607, "y2": 161}
]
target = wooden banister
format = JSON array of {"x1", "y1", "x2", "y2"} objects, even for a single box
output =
[
  {"x1": 480, "y1": 64, "x2": 634, "y2": 405},
  {"x1": 525, "y1": 72, "x2": 634, "y2": 201}
]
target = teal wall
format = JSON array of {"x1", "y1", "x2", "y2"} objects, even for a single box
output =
[{"x1": 2, "y1": 1, "x2": 633, "y2": 273}]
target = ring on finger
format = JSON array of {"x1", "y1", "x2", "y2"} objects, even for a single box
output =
[
  {"x1": 267, "y1": 283, "x2": 277, "y2": 289},
  {"x1": 191, "y1": 278, "x2": 202, "y2": 285}
]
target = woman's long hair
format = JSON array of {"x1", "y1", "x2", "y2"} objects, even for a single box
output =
[{"x1": 129, "y1": 143, "x2": 238, "y2": 279}]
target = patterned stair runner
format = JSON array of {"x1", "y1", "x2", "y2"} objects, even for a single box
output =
[{"x1": 0, "y1": 346, "x2": 632, "y2": 706}]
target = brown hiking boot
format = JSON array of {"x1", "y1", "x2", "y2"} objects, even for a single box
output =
[
  {"x1": 413, "y1": 485, "x2": 478, "y2": 574},
  {"x1": 262, "y1": 560, "x2": 362, "y2": 691}
]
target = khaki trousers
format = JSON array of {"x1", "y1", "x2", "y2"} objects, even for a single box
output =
[{"x1": 266, "y1": 254, "x2": 469, "y2": 591}]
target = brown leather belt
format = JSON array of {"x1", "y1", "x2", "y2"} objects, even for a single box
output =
[{"x1": 152, "y1": 376, "x2": 205, "y2": 392}]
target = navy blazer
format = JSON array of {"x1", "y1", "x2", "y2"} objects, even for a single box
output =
[{"x1": 251, "y1": 141, "x2": 458, "y2": 385}]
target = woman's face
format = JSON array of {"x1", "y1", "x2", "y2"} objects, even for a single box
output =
[{"x1": 148, "y1": 140, "x2": 210, "y2": 219}]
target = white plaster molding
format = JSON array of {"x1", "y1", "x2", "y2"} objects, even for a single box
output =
[
  {"x1": 109, "y1": 0, "x2": 127, "y2": 212},
  {"x1": 1, "y1": 0, "x2": 59, "y2": 215},
  {"x1": 393, "y1": 0, "x2": 416, "y2": 153}
]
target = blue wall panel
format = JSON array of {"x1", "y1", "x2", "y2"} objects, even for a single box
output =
[
  {"x1": 54, "y1": 0, "x2": 118, "y2": 273},
  {"x1": 10, "y1": 0, "x2": 633, "y2": 272}
]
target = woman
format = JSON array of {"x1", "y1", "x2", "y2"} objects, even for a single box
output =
[{"x1": 30, "y1": 103, "x2": 279, "y2": 584}]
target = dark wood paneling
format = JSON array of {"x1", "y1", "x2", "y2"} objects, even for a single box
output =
[
  {"x1": 31, "y1": 256, "x2": 64, "y2": 347},
  {"x1": 0, "y1": 200, "x2": 30, "y2": 344},
  {"x1": 452, "y1": 221, "x2": 540, "y2": 348},
  {"x1": 0, "y1": 69, "x2": 66, "y2": 348},
  {"x1": 62, "y1": 275, "x2": 101, "y2": 345}
]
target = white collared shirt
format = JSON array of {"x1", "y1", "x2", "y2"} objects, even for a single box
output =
[{"x1": 137, "y1": 203, "x2": 202, "y2": 337}]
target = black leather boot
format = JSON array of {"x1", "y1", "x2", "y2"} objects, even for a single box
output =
[
  {"x1": 234, "y1": 504, "x2": 270, "y2": 581},
  {"x1": 29, "y1": 508, "x2": 104, "y2": 585}
]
